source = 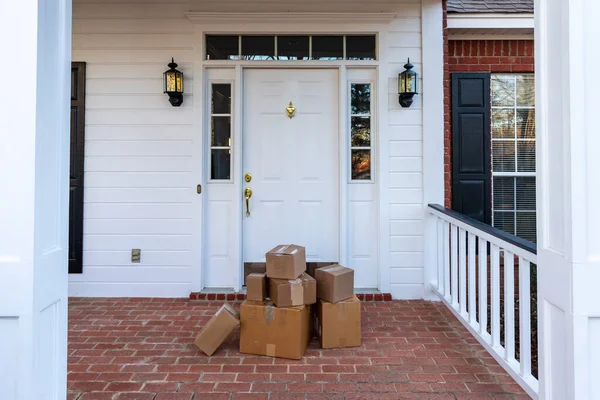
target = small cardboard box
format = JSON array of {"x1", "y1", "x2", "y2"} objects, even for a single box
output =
[
  {"x1": 246, "y1": 273, "x2": 267, "y2": 302},
  {"x1": 269, "y1": 272, "x2": 316, "y2": 307},
  {"x1": 240, "y1": 300, "x2": 312, "y2": 359},
  {"x1": 266, "y1": 245, "x2": 306, "y2": 280},
  {"x1": 306, "y1": 262, "x2": 332, "y2": 278},
  {"x1": 317, "y1": 295, "x2": 361, "y2": 349},
  {"x1": 244, "y1": 263, "x2": 266, "y2": 284},
  {"x1": 194, "y1": 303, "x2": 240, "y2": 356},
  {"x1": 315, "y1": 264, "x2": 354, "y2": 303}
]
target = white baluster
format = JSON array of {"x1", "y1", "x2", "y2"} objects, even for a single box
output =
[
  {"x1": 504, "y1": 251, "x2": 515, "y2": 363},
  {"x1": 519, "y1": 257, "x2": 532, "y2": 378},
  {"x1": 468, "y1": 232, "x2": 477, "y2": 326},
  {"x1": 437, "y1": 218, "x2": 444, "y2": 292},
  {"x1": 451, "y1": 225, "x2": 458, "y2": 309},
  {"x1": 443, "y1": 221, "x2": 451, "y2": 299},
  {"x1": 459, "y1": 228, "x2": 467, "y2": 316},
  {"x1": 478, "y1": 238, "x2": 488, "y2": 338},
  {"x1": 491, "y1": 244, "x2": 501, "y2": 348}
]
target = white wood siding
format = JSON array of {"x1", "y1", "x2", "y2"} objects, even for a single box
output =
[{"x1": 70, "y1": 0, "x2": 426, "y2": 299}]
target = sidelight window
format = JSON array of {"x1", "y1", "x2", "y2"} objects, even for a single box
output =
[
  {"x1": 491, "y1": 74, "x2": 536, "y2": 242},
  {"x1": 350, "y1": 83, "x2": 372, "y2": 180},
  {"x1": 210, "y1": 83, "x2": 232, "y2": 180},
  {"x1": 206, "y1": 35, "x2": 377, "y2": 61}
]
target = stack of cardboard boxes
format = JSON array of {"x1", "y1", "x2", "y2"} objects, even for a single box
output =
[{"x1": 194, "y1": 244, "x2": 361, "y2": 359}]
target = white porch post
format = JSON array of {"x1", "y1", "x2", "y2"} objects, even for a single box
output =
[
  {"x1": 536, "y1": 0, "x2": 600, "y2": 398},
  {"x1": 422, "y1": 0, "x2": 445, "y2": 300},
  {"x1": 0, "y1": 1, "x2": 72, "y2": 399}
]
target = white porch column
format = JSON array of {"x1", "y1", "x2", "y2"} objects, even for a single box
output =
[
  {"x1": 0, "y1": 1, "x2": 72, "y2": 399},
  {"x1": 536, "y1": 0, "x2": 600, "y2": 398},
  {"x1": 421, "y1": 0, "x2": 445, "y2": 300}
]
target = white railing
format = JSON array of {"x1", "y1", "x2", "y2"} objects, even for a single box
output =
[{"x1": 428, "y1": 204, "x2": 538, "y2": 398}]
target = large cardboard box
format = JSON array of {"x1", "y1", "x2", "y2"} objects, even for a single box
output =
[
  {"x1": 269, "y1": 272, "x2": 316, "y2": 307},
  {"x1": 246, "y1": 273, "x2": 267, "y2": 302},
  {"x1": 266, "y1": 244, "x2": 306, "y2": 279},
  {"x1": 194, "y1": 303, "x2": 240, "y2": 356},
  {"x1": 240, "y1": 301, "x2": 312, "y2": 359},
  {"x1": 317, "y1": 295, "x2": 361, "y2": 349},
  {"x1": 315, "y1": 264, "x2": 354, "y2": 303}
]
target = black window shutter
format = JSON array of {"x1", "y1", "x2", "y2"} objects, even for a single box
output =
[
  {"x1": 451, "y1": 73, "x2": 491, "y2": 224},
  {"x1": 69, "y1": 62, "x2": 86, "y2": 274}
]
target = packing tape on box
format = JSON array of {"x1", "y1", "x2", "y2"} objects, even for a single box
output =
[
  {"x1": 275, "y1": 245, "x2": 290, "y2": 254},
  {"x1": 265, "y1": 304, "x2": 275, "y2": 322},
  {"x1": 266, "y1": 344, "x2": 276, "y2": 357},
  {"x1": 323, "y1": 265, "x2": 345, "y2": 273},
  {"x1": 290, "y1": 281, "x2": 303, "y2": 305}
]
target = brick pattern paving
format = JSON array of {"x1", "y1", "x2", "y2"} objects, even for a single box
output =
[{"x1": 68, "y1": 298, "x2": 530, "y2": 400}]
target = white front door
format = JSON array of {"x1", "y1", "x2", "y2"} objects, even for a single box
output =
[{"x1": 242, "y1": 69, "x2": 340, "y2": 263}]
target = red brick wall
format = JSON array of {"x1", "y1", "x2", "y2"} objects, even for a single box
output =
[{"x1": 444, "y1": 38, "x2": 534, "y2": 208}]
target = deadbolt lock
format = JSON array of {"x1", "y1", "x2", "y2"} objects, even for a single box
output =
[{"x1": 245, "y1": 173, "x2": 252, "y2": 183}]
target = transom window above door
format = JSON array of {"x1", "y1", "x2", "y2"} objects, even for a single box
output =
[{"x1": 205, "y1": 35, "x2": 376, "y2": 61}]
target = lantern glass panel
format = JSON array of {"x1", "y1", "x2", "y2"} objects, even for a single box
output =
[
  {"x1": 176, "y1": 72, "x2": 183, "y2": 93},
  {"x1": 165, "y1": 71, "x2": 176, "y2": 93}
]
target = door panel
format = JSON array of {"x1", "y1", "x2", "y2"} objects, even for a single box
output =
[
  {"x1": 451, "y1": 73, "x2": 491, "y2": 224},
  {"x1": 69, "y1": 62, "x2": 86, "y2": 273},
  {"x1": 242, "y1": 69, "x2": 339, "y2": 263}
]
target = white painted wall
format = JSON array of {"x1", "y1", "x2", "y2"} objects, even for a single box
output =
[{"x1": 69, "y1": 0, "x2": 430, "y2": 299}]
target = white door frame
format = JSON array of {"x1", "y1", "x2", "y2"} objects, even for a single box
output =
[{"x1": 201, "y1": 63, "x2": 379, "y2": 291}]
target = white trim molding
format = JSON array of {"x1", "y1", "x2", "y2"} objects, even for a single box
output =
[
  {"x1": 185, "y1": 12, "x2": 397, "y2": 25},
  {"x1": 448, "y1": 12, "x2": 534, "y2": 40}
]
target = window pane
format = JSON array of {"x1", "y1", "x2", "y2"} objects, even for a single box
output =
[
  {"x1": 211, "y1": 149, "x2": 231, "y2": 180},
  {"x1": 517, "y1": 75, "x2": 535, "y2": 107},
  {"x1": 311, "y1": 36, "x2": 343, "y2": 60},
  {"x1": 351, "y1": 149, "x2": 371, "y2": 180},
  {"x1": 516, "y1": 177, "x2": 536, "y2": 210},
  {"x1": 211, "y1": 117, "x2": 231, "y2": 147},
  {"x1": 277, "y1": 36, "x2": 309, "y2": 60},
  {"x1": 346, "y1": 35, "x2": 376, "y2": 60},
  {"x1": 351, "y1": 84, "x2": 370, "y2": 114},
  {"x1": 351, "y1": 117, "x2": 371, "y2": 147},
  {"x1": 241, "y1": 36, "x2": 275, "y2": 60},
  {"x1": 516, "y1": 212, "x2": 537, "y2": 243},
  {"x1": 493, "y1": 177, "x2": 515, "y2": 211},
  {"x1": 206, "y1": 35, "x2": 239, "y2": 60},
  {"x1": 492, "y1": 109, "x2": 515, "y2": 139},
  {"x1": 212, "y1": 84, "x2": 231, "y2": 114},
  {"x1": 517, "y1": 109, "x2": 535, "y2": 138},
  {"x1": 517, "y1": 141, "x2": 535, "y2": 172},
  {"x1": 494, "y1": 211, "x2": 516, "y2": 236},
  {"x1": 492, "y1": 75, "x2": 515, "y2": 106},
  {"x1": 492, "y1": 142, "x2": 516, "y2": 172}
]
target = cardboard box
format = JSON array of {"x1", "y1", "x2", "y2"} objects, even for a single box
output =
[
  {"x1": 266, "y1": 244, "x2": 306, "y2": 280},
  {"x1": 269, "y1": 272, "x2": 316, "y2": 307},
  {"x1": 317, "y1": 295, "x2": 361, "y2": 349},
  {"x1": 244, "y1": 262, "x2": 266, "y2": 284},
  {"x1": 315, "y1": 264, "x2": 354, "y2": 303},
  {"x1": 194, "y1": 303, "x2": 240, "y2": 356},
  {"x1": 246, "y1": 273, "x2": 267, "y2": 302},
  {"x1": 240, "y1": 301, "x2": 312, "y2": 359},
  {"x1": 306, "y1": 262, "x2": 334, "y2": 278}
]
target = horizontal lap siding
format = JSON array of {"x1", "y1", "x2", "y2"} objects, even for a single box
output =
[
  {"x1": 387, "y1": 7, "x2": 425, "y2": 299},
  {"x1": 70, "y1": 3, "x2": 195, "y2": 297},
  {"x1": 71, "y1": 0, "x2": 427, "y2": 299}
]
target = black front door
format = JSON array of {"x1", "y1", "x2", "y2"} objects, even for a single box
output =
[
  {"x1": 69, "y1": 62, "x2": 86, "y2": 273},
  {"x1": 451, "y1": 73, "x2": 491, "y2": 224}
]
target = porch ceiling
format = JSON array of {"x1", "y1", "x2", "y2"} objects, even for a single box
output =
[{"x1": 73, "y1": 0, "x2": 421, "y2": 14}]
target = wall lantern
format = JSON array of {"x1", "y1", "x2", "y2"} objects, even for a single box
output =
[
  {"x1": 164, "y1": 58, "x2": 184, "y2": 107},
  {"x1": 398, "y1": 59, "x2": 418, "y2": 108}
]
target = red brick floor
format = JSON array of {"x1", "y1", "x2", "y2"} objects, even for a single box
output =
[{"x1": 68, "y1": 298, "x2": 530, "y2": 400}]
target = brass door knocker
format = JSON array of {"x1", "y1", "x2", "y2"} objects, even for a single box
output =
[{"x1": 285, "y1": 101, "x2": 296, "y2": 119}]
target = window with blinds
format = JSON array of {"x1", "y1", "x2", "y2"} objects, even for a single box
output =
[{"x1": 491, "y1": 74, "x2": 536, "y2": 242}]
